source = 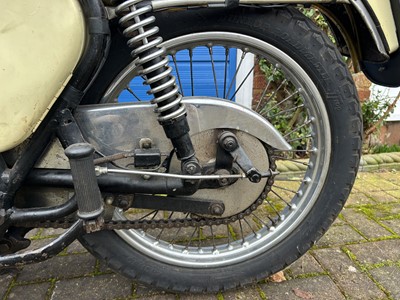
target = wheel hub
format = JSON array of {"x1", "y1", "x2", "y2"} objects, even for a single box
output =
[{"x1": 169, "y1": 129, "x2": 270, "y2": 218}]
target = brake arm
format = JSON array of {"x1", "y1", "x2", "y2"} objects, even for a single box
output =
[{"x1": 218, "y1": 131, "x2": 263, "y2": 183}]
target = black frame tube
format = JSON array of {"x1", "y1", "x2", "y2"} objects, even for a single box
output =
[
  {"x1": 9, "y1": 197, "x2": 77, "y2": 225},
  {"x1": 25, "y1": 169, "x2": 197, "y2": 196},
  {"x1": 0, "y1": 220, "x2": 83, "y2": 267}
]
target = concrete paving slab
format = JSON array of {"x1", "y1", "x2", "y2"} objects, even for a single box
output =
[
  {"x1": 362, "y1": 191, "x2": 398, "y2": 204},
  {"x1": 8, "y1": 282, "x2": 50, "y2": 300},
  {"x1": 0, "y1": 273, "x2": 14, "y2": 299},
  {"x1": 313, "y1": 248, "x2": 386, "y2": 299},
  {"x1": 285, "y1": 253, "x2": 325, "y2": 277},
  {"x1": 223, "y1": 286, "x2": 262, "y2": 300},
  {"x1": 347, "y1": 240, "x2": 400, "y2": 265},
  {"x1": 180, "y1": 293, "x2": 218, "y2": 300},
  {"x1": 381, "y1": 219, "x2": 400, "y2": 235},
  {"x1": 260, "y1": 276, "x2": 346, "y2": 300},
  {"x1": 341, "y1": 208, "x2": 392, "y2": 239},
  {"x1": 51, "y1": 274, "x2": 133, "y2": 300},
  {"x1": 316, "y1": 224, "x2": 365, "y2": 247},
  {"x1": 17, "y1": 253, "x2": 96, "y2": 282},
  {"x1": 345, "y1": 192, "x2": 376, "y2": 206},
  {"x1": 370, "y1": 266, "x2": 400, "y2": 299},
  {"x1": 0, "y1": 169, "x2": 398, "y2": 299}
]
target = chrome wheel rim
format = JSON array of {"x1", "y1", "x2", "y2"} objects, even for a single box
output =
[{"x1": 103, "y1": 32, "x2": 331, "y2": 268}]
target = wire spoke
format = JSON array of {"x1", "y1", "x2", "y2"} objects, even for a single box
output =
[
  {"x1": 230, "y1": 64, "x2": 255, "y2": 101},
  {"x1": 208, "y1": 46, "x2": 219, "y2": 98},
  {"x1": 274, "y1": 177, "x2": 303, "y2": 182},
  {"x1": 210, "y1": 225, "x2": 216, "y2": 250},
  {"x1": 268, "y1": 215, "x2": 278, "y2": 226},
  {"x1": 189, "y1": 49, "x2": 194, "y2": 96},
  {"x1": 150, "y1": 211, "x2": 159, "y2": 220},
  {"x1": 283, "y1": 118, "x2": 313, "y2": 138},
  {"x1": 258, "y1": 79, "x2": 288, "y2": 115},
  {"x1": 156, "y1": 228, "x2": 165, "y2": 241},
  {"x1": 263, "y1": 89, "x2": 300, "y2": 114},
  {"x1": 255, "y1": 65, "x2": 277, "y2": 112},
  {"x1": 273, "y1": 148, "x2": 316, "y2": 154},
  {"x1": 287, "y1": 134, "x2": 312, "y2": 143},
  {"x1": 226, "y1": 225, "x2": 231, "y2": 247},
  {"x1": 270, "y1": 189, "x2": 291, "y2": 207},
  {"x1": 266, "y1": 79, "x2": 287, "y2": 103},
  {"x1": 243, "y1": 217, "x2": 258, "y2": 237},
  {"x1": 264, "y1": 199, "x2": 282, "y2": 219},
  {"x1": 198, "y1": 227, "x2": 202, "y2": 249},
  {"x1": 126, "y1": 86, "x2": 141, "y2": 101},
  {"x1": 268, "y1": 104, "x2": 305, "y2": 118},
  {"x1": 223, "y1": 47, "x2": 229, "y2": 99},
  {"x1": 169, "y1": 212, "x2": 190, "y2": 244},
  {"x1": 273, "y1": 156, "x2": 310, "y2": 166},
  {"x1": 273, "y1": 185, "x2": 298, "y2": 194},
  {"x1": 185, "y1": 226, "x2": 198, "y2": 249},
  {"x1": 251, "y1": 212, "x2": 270, "y2": 229},
  {"x1": 238, "y1": 219, "x2": 246, "y2": 244},
  {"x1": 171, "y1": 54, "x2": 184, "y2": 96},
  {"x1": 143, "y1": 210, "x2": 159, "y2": 232},
  {"x1": 226, "y1": 50, "x2": 247, "y2": 98},
  {"x1": 139, "y1": 210, "x2": 158, "y2": 221}
]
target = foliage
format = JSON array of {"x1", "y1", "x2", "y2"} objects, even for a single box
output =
[
  {"x1": 370, "y1": 144, "x2": 400, "y2": 154},
  {"x1": 299, "y1": 7, "x2": 335, "y2": 42},
  {"x1": 259, "y1": 61, "x2": 285, "y2": 82},
  {"x1": 258, "y1": 59, "x2": 310, "y2": 153},
  {"x1": 362, "y1": 90, "x2": 394, "y2": 135},
  {"x1": 300, "y1": 8, "x2": 329, "y2": 34}
]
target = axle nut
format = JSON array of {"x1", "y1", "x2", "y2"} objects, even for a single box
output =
[
  {"x1": 209, "y1": 203, "x2": 225, "y2": 216},
  {"x1": 219, "y1": 132, "x2": 239, "y2": 152},
  {"x1": 247, "y1": 169, "x2": 262, "y2": 183}
]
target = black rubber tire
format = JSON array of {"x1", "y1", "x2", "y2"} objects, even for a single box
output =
[{"x1": 80, "y1": 7, "x2": 362, "y2": 292}]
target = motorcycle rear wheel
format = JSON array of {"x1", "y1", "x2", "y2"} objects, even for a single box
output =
[{"x1": 80, "y1": 7, "x2": 362, "y2": 292}]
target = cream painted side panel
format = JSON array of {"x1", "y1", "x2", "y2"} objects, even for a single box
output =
[
  {"x1": 368, "y1": 0, "x2": 399, "y2": 53},
  {"x1": 0, "y1": 0, "x2": 85, "y2": 152}
]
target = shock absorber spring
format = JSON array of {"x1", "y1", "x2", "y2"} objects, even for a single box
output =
[
  {"x1": 115, "y1": 0, "x2": 199, "y2": 171},
  {"x1": 115, "y1": 0, "x2": 185, "y2": 123}
]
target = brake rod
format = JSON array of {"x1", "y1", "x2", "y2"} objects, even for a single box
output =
[{"x1": 95, "y1": 166, "x2": 279, "y2": 180}]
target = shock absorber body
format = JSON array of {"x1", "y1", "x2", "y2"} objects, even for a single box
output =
[{"x1": 115, "y1": 0, "x2": 199, "y2": 172}]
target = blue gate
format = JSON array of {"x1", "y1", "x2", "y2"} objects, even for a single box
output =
[{"x1": 118, "y1": 46, "x2": 237, "y2": 102}]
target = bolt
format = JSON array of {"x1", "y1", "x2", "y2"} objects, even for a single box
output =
[
  {"x1": 219, "y1": 178, "x2": 229, "y2": 186},
  {"x1": 223, "y1": 136, "x2": 238, "y2": 152},
  {"x1": 209, "y1": 203, "x2": 224, "y2": 216},
  {"x1": 185, "y1": 162, "x2": 198, "y2": 175},
  {"x1": 105, "y1": 196, "x2": 114, "y2": 206},
  {"x1": 142, "y1": 174, "x2": 151, "y2": 180},
  {"x1": 139, "y1": 138, "x2": 153, "y2": 149},
  {"x1": 118, "y1": 199, "x2": 129, "y2": 209},
  {"x1": 247, "y1": 169, "x2": 262, "y2": 183},
  {"x1": 215, "y1": 169, "x2": 233, "y2": 187},
  {"x1": 218, "y1": 132, "x2": 239, "y2": 152},
  {"x1": 250, "y1": 174, "x2": 261, "y2": 183}
]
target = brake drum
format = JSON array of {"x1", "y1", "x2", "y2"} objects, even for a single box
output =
[{"x1": 170, "y1": 129, "x2": 269, "y2": 218}]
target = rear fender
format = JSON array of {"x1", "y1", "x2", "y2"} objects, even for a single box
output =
[
  {"x1": 147, "y1": 0, "x2": 398, "y2": 84},
  {"x1": 318, "y1": 1, "x2": 400, "y2": 86}
]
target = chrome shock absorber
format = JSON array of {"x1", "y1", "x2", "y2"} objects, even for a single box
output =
[{"x1": 115, "y1": 0, "x2": 199, "y2": 172}]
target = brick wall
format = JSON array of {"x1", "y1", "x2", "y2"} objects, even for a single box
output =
[{"x1": 353, "y1": 72, "x2": 372, "y2": 102}]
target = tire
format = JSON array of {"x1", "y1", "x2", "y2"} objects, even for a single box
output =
[{"x1": 80, "y1": 7, "x2": 362, "y2": 292}]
